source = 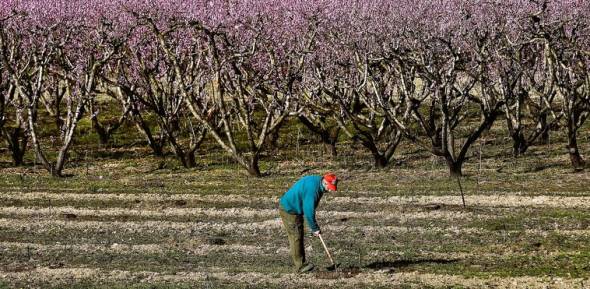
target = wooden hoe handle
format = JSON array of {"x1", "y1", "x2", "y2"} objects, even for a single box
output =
[{"x1": 318, "y1": 233, "x2": 335, "y2": 265}]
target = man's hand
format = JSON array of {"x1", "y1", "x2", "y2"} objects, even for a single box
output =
[{"x1": 313, "y1": 230, "x2": 321, "y2": 237}]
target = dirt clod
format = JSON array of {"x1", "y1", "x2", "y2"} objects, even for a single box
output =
[
  {"x1": 2, "y1": 264, "x2": 34, "y2": 273},
  {"x1": 424, "y1": 204, "x2": 442, "y2": 211},
  {"x1": 48, "y1": 262, "x2": 65, "y2": 269},
  {"x1": 207, "y1": 238, "x2": 226, "y2": 245},
  {"x1": 314, "y1": 267, "x2": 361, "y2": 279},
  {"x1": 62, "y1": 213, "x2": 77, "y2": 219}
]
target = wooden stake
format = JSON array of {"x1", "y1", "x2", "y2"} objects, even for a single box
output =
[{"x1": 457, "y1": 176, "x2": 466, "y2": 208}]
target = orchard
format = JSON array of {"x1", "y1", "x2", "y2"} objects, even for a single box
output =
[{"x1": 1, "y1": 1, "x2": 590, "y2": 288}]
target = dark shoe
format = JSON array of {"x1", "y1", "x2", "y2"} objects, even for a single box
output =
[{"x1": 297, "y1": 263, "x2": 315, "y2": 273}]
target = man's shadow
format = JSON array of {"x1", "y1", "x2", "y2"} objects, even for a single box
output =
[{"x1": 365, "y1": 258, "x2": 460, "y2": 270}]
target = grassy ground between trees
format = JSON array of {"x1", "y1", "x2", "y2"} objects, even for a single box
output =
[{"x1": 0, "y1": 120, "x2": 590, "y2": 288}]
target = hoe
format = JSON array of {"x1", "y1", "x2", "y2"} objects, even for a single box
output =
[{"x1": 318, "y1": 233, "x2": 338, "y2": 271}]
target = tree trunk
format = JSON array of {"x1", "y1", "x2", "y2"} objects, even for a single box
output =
[
  {"x1": 186, "y1": 129, "x2": 205, "y2": 168},
  {"x1": 321, "y1": 127, "x2": 339, "y2": 158},
  {"x1": 51, "y1": 155, "x2": 68, "y2": 178},
  {"x1": 246, "y1": 155, "x2": 262, "y2": 177},
  {"x1": 132, "y1": 114, "x2": 165, "y2": 156},
  {"x1": 373, "y1": 153, "x2": 388, "y2": 168},
  {"x1": 362, "y1": 138, "x2": 389, "y2": 169},
  {"x1": 267, "y1": 126, "x2": 281, "y2": 150},
  {"x1": 171, "y1": 142, "x2": 185, "y2": 167},
  {"x1": 169, "y1": 137, "x2": 197, "y2": 169},
  {"x1": 3, "y1": 127, "x2": 27, "y2": 166},
  {"x1": 539, "y1": 112, "x2": 550, "y2": 145},
  {"x1": 11, "y1": 146, "x2": 25, "y2": 166},
  {"x1": 92, "y1": 114, "x2": 114, "y2": 145},
  {"x1": 93, "y1": 121, "x2": 111, "y2": 145},
  {"x1": 268, "y1": 131, "x2": 279, "y2": 149},
  {"x1": 148, "y1": 139, "x2": 165, "y2": 157},
  {"x1": 46, "y1": 163, "x2": 60, "y2": 178},
  {"x1": 511, "y1": 131, "x2": 529, "y2": 157},
  {"x1": 53, "y1": 130, "x2": 76, "y2": 178},
  {"x1": 447, "y1": 158, "x2": 463, "y2": 178},
  {"x1": 298, "y1": 116, "x2": 340, "y2": 158},
  {"x1": 567, "y1": 130, "x2": 585, "y2": 170},
  {"x1": 324, "y1": 142, "x2": 337, "y2": 158},
  {"x1": 186, "y1": 149, "x2": 197, "y2": 168},
  {"x1": 90, "y1": 102, "x2": 128, "y2": 146}
]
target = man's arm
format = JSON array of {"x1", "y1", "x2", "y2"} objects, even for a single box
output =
[{"x1": 303, "y1": 190, "x2": 320, "y2": 234}]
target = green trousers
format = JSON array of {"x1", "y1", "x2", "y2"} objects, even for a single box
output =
[{"x1": 279, "y1": 205, "x2": 307, "y2": 271}]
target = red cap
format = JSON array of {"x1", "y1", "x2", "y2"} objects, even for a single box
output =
[{"x1": 323, "y1": 173, "x2": 337, "y2": 191}]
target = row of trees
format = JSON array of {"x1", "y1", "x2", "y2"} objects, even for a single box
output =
[{"x1": 1, "y1": 1, "x2": 589, "y2": 177}]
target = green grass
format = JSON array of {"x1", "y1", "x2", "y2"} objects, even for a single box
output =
[{"x1": 1, "y1": 108, "x2": 590, "y2": 288}]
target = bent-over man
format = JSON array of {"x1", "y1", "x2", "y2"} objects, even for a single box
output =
[{"x1": 278, "y1": 173, "x2": 338, "y2": 273}]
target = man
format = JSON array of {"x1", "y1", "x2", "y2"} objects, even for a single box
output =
[{"x1": 279, "y1": 173, "x2": 338, "y2": 273}]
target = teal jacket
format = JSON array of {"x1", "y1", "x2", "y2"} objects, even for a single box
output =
[{"x1": 279, "y1": 175, "x2": 325, "y2": 232}]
